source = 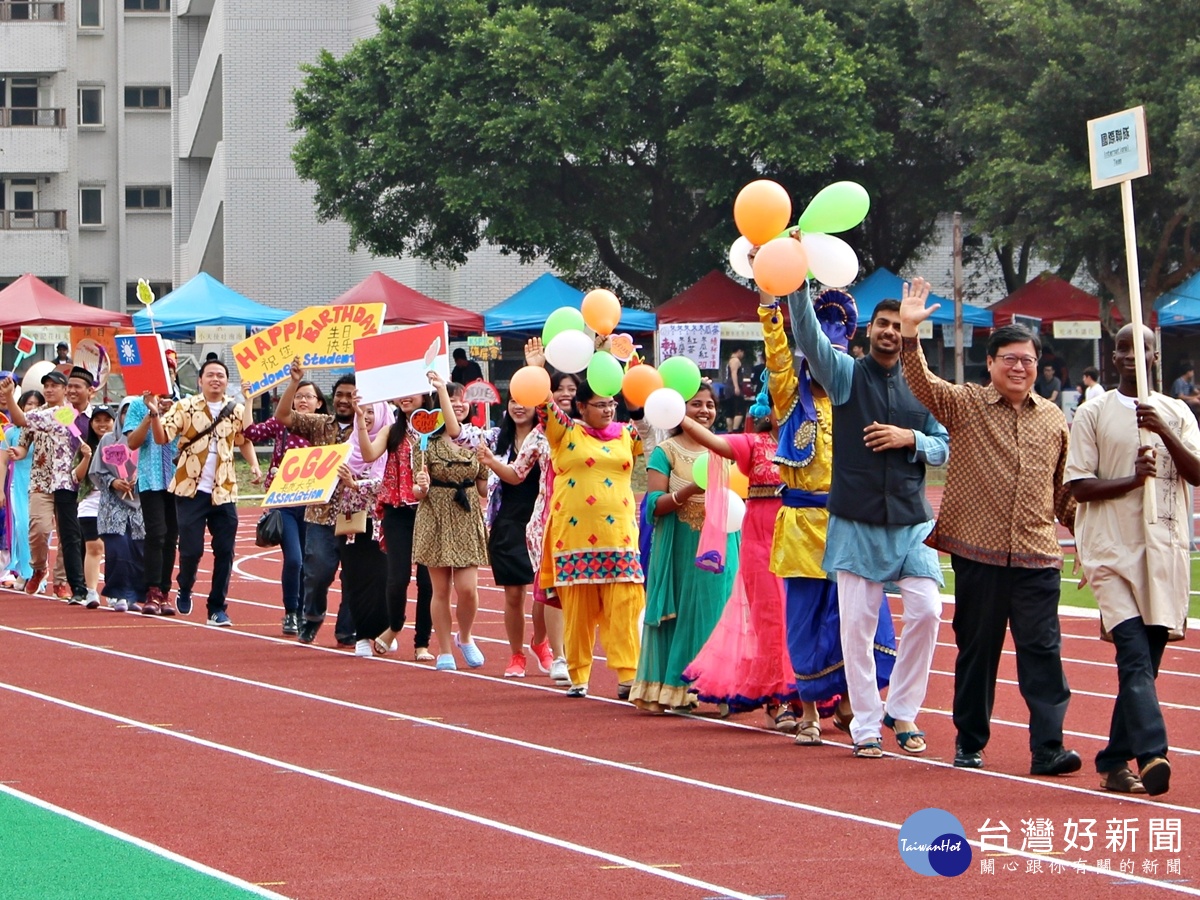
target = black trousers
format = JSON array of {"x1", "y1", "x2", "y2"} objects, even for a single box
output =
[
  {"x1": 175, "y1": 493, "x2": 238, "y2": 615},
  {"x1": 52, "y1": 489, "x2": 87, "y2": 597},
  {"x1": 1096, "y1": 617, "x2": 1169, "y2": 772},
  {"x1": 338, "y1": 524, "x2": 389, "y2": 642},
  {"x1": 382, "y1": 504, "x2": 433, "y2": 646},
  {"x1": 950, "y1": 555, "x2": 1071, "y2": 754},
  {"x1": 140, "y1": 489, "x2": 178, "y2": 593}
]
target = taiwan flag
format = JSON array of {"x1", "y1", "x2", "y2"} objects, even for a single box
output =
[{"x1": 114, "y1": 333, "x2": 172, "y2": 395}]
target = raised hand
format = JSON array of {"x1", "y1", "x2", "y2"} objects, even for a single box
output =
[
  {"x1": 289, "y1": 356, "x2": 304, "y2": 383},
  {"x1": 899, "y1": 277, "x2": 939, "y2": 337},
  {"x1": 524, "y1": 337, "x2": 546, "y2": 368}
]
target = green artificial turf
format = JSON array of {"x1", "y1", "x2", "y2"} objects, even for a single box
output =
[{"x1": 0, "y1": 789, "x2": 269, "y2": 900}]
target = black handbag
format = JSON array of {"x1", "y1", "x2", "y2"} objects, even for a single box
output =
[{"x1": 255, "y1": 508, "x2": 284, "y2": 548}]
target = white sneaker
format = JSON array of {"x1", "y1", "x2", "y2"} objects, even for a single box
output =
[
  {"x1": 109, "y1": 598, "x2": 128, "y2": 613},
  {"x1": 85, "y1": 589, "x2": 101, "y2": 609},
  {"x1": 549, "y1": 657, "x2": 569, "y2": 684},
  {"x1": 354, "y1": 639, "x2": 374, "y2": 658}
]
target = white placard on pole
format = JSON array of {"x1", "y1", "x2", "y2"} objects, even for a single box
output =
[{"x1": 1088, "y1": 104, "x2": 1153, "y2": 521}]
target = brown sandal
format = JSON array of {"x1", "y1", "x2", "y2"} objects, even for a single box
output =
[{"x1": 794, "y1": 720, "x2": 822, "y2": 746}]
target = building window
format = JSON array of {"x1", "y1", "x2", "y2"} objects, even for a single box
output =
[
  {"x1": 78, "y1": 87, "x2": 103, "y2": 126},
  {"x1": 79, "y1": 0, "x2": 102, "y2": 28},
  {"x1": 124, "y1": 0, "x2": 169, "y2": 9},
  {"x1": 80, "y1": 188, "x2": 104, "y2": 226},
  {"x1": 124, "y1": 86, "x2": 170, "y2": 110},
  {"x1": 125, "y1": 186, "x2": 171, "y2": 210},
  {"x1": 125, "y1": 281, "x2": 172, "y2": 311},
  {"x1": 80, "y1": 283, "x2": 105, "y2": 308}
]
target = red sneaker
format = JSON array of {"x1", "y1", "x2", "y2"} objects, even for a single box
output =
[
  {"x1": 529, "y1": 638, "x2": 554, "y2": 674},
  {"x1": 24, "y1": 569, "x2": 46, "y2": 595},
  {"x1": 148, "y1": 586, "x2": 176, "y2": 616},
  {"x1": 54, "y1": 583, "x2": 71, "y2": 600}
]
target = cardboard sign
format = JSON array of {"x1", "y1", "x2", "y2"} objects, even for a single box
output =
[
  {"x1": 262, "y1": 443, "x2": 351, "y2": 508},
  {"x1": 353, "y1": 321, "x2": 450, "y2": 405},
  {"x1": 100, "y1": 443, "x2": 139, "y2": 479},
  {"x1": 1088, "y1": 105, "x2": 1150, "y2": 189},
  {"x1": 658, "y1": 323, "x2": 721, "y2": 369},
  {"x1": 233, "y1": 303, "x2": 385, "y2": 397}
]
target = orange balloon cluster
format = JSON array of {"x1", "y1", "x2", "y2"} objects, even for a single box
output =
[
  {"x1": 752, "y1": 236, "x2": 810, "y2": 297},
  {"x1": 621, "y1": 363, "x2": 663, "y2": 407},
  {"x1": 733, "y1": 180, "x2": 792, "y2": 246},
  {"x1": 509, "y1": 365, "x2": 551, "y2": 407},
  {"x1": 581, "y1": 289, "x2": 621, "y2": 336}
]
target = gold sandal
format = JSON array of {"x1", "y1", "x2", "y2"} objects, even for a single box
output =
[{"x1": 794, "y1": 719, "x2": 822, "y2": 746}]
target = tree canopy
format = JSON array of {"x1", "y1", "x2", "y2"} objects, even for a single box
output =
[
  {"x1": 292, "y1": 0, "x2": 952, "y2": 303},
  {"x1": 912, "y1": 0, "x2": 1200, "y2": 319}
]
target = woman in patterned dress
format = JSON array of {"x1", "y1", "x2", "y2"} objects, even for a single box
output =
[
  {"x1": 413, "y1": 371, "x2": 490, "y2": 671},
  {"x1": 628, "y1": 384, "x2": 739, "y2": 712}
]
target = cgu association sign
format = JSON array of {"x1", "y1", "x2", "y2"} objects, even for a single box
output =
[{"x1": 262, "y1": 443, "x2": 351, "y2": 508}]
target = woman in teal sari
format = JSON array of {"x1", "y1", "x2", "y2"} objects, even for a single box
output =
[
  {"x1": 3, "y1": 389, "x2": 44, "y2": 587},
  {"x1": 629, "y1": 384, "x2": 740, "y2": 712}
]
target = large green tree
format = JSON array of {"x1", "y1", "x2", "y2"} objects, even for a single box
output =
[
  {"x1": 292, "y1": 0, "x2": 919, "y2": 303},
  {"x1": 911, "y1": 0, "x2": 1200, "y2": 319}
]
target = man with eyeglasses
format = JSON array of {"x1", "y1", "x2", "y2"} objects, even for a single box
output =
[
  {"x1": 900, "y1": 278, "x2": 1079, "y2": 777},
  {"x1": 272, "y1": 360, "x2": 358, "y2": 646}
]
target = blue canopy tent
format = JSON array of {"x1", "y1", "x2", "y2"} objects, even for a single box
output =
[
  {"x1": 483, "y1": 273, "x2": 657, "y2": 334},
  {"x1": 1154, "y1": 270, "x2": 1200, "y2": 327},
  {"x1": 850, "y1": 268, "x2": 993, "y2": 328},
  {"x1": 132, "y1": 272, "x2": 287, "y2": 340}
]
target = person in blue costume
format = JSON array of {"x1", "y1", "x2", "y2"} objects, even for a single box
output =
[{"x1": 786, "y1": 284, "x2": 948, "y2": 759}]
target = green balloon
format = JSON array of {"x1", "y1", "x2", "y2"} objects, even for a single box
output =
[
  {"x1": 797, "y1": 181, "x2": 870, "y2": 235},
  {"x1": 659, "y1": 356, "x2": 701, "y2": 400},
  {"x1": 586, "y1": 350, "x2": 624, "y2": 397},
  {"x1": 543, "y1": 306, "x2": 587, "y2": 344},
  {"x1": 692, "y1": 451, "x2": 710, "y2": 489}
]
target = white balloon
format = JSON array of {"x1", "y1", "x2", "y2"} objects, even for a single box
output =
[
  {"x1": 21, "y1": 361, "x2": 56, "y2": 394},
  {"x1": 544, "y1": 330, "x2": 595, "y2": 374},
  {"x1": 802, "y1": 232, "x2": 860, "y2": 288},
  {"x1": 723, "y1": 490, "x2": 747, "y2": 533},
  {"x1": 728, "y1": 236, "x2": 755, "y2": 279},
  {"x1": 643, "y1": 387, "x2": 686, "y2": 430}
]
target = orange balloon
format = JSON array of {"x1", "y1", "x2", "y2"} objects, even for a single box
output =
[
  {"x1": 621, "y1": 363, "x2": 664, "y2": 408},
  {"x1": 509, "y1": 365, "x2": 552, "y2": 408},
  {"x1": 729, "y1": 467, "x2": 750, "y2": 500},
  {"x1": 752, "y1": 236, "x2": 810, "y2": 297},
  {"x1": 581, "y1": 288, "x2": 622, "y2": 336},
  {"x1": 733, "y1": 180, "x2": 792, "y2": 246}
]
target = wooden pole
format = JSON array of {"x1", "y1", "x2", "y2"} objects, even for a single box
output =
[
  {"x1": 1120, "y1": 179, "x2": 1156, "y2": 522},
  {"x1": 953, "y1": 212, "x2": 965, "y2": 385}
]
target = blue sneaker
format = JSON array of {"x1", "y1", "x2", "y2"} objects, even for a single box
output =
[
  {"x1": 454, "y1": 633, "x2": 485, "y2": 668},
  {"x1": 208, "y1": 610, "x2": 232, "y2": 627},
  {"x1": 435, "y1": 653, "x2": 456, "y2": 671},
  {"x1": 175, "y1": 592, "x2": 192, "y2": 616}
]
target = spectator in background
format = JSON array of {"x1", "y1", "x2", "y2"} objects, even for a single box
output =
[
  {"x1": 1081, "y1": 367, "x2": 1105, "y2": 404},
  {"x1": 722, "y1": 347, "x2": 746, "y2": 433},
  {"x1": 54, "y1": 342, "x2": 71, "y2": 365},
  {"x1": 450, "y1": 348, "x2": 484, "y2": 386},
  {"x1": 1169, "y1": 360, "x2": 1200, "y2": 416},
  {"x1": 1035, "y1": 364, "x2": 1061, "y2": 405}
]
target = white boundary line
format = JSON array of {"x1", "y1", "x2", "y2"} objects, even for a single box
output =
[
  {"x1": 0, "y1": 783, "x2": 289, "y2": 899},
  {"x1": 2, "y1": 676, "x2": 1197, "y2": 896}
]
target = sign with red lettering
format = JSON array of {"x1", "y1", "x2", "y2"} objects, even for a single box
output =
[{"x1": 261, "y1": 443, "x2": 351, "y2": 508}]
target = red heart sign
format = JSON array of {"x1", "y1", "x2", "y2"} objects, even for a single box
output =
[{"x1": 410, "y1": 409, "x2": 444, "y2": 436}]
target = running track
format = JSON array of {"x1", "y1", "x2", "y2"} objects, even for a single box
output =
[{"x1": 2, "y1": 508, "x2": 1199, "y2": 898}]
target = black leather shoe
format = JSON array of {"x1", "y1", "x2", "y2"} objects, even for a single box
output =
[
  {"x1": 953, "y1": 745, "x2": 983, "y2": 769},
  {"x1": 282, "y1": 611, "x2": 299, "y2": 636},
  {"x1": 1031, "y1": 747, "x2": 1082, "y2": 776},
  {"x1": 298, "y1": 619, "x2": 321, "y2": 644},
  {"x1": 1139, "y1": 757, "x2": 1171, "y2": 796}
]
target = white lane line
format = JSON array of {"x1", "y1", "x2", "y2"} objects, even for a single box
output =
[
  {"x1": 4, "y1": 622, "x2": 1200, "y2": 820},
  {"x1": 0, "y1": 681, "x2": 759, "y2": 900},
  {"x1": 2, "y1": 680, "x2": 1196, "y2": 898},
  {"x1": 0, "y1": 783, "x2": 288, "y2": 899},
  {"x1": 925, "y1": 668, "x2": 1200, "y2": 714}
]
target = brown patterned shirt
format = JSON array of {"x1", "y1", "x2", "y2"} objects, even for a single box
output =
[
  {"x1": 286, "y1": 412, "x2": 355, "y2": 526},
  {"x1": 162, "y1": 395, "x2": 246, "y2": 504},
  {"x1": 901, "y1": 337, "x2": 1076, "y2": 569}
]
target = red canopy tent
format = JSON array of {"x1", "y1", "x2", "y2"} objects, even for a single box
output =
[
  {"x1": 0, "y1": 274, "x2": 132, "y2": 340},
  {"x1": 331, "y1": 271, "x2": 484, "y2": 334},
  {"x1": 656, "y1": 270, "x2": 768, "y2": 323},
  {"x1": 988, "y1": 272, "x2": 1116, "y2": 326}
]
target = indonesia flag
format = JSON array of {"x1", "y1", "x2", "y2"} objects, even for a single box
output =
[
  {"x1": 114, "y1": 333, "x2": 172, "y2": 396},
  {"x1": 354, "y1": 321, "x2": 451, "y2": 404}
]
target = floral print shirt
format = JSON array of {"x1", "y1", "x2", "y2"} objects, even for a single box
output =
[
  {"x1": 161, "y1": 395, "x2": 246, "y2": 505},
  {"x1": 20, "y1": 405, "x2": 86, "y2": 493}
]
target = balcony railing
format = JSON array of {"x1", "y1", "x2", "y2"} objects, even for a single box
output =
[
  {"x1": 0, "y1": 107, "x2": 65, "y2": 126},
  {"x1": 0, "y1": 1, "x2": 65, "y2": 19},
  {"x1": 0, "y1": 209, "x2": 67, "y2": 229}
]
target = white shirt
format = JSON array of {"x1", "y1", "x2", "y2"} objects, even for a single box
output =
[
  {"x1": 1084, "y1": 383, "x2": 1105, "y2": 403},
  {"x1": 196, "y1": 400, "x2": 225, "y2": 494}
]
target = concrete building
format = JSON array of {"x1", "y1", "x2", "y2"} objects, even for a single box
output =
[
  {"x1": 171, "y1": 0, "x2": 547, "y2": 321},
  {"x1": 0, "y1": 0, "x2": 173, "y2": 313}
]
